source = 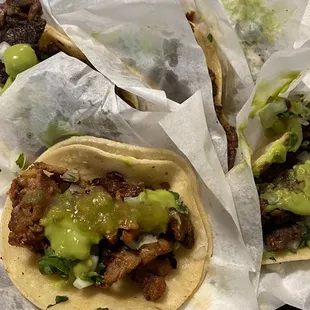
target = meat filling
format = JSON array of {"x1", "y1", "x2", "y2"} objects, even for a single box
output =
[
  {"x1": 8, "y1": 162, "x2": 195, "y2": 302},
  {"x1": 8, "y1": 163, "x2": 67, "y2": 251}
]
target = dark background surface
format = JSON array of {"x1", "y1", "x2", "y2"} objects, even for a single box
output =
[{"x1": 280, "y1": 306, "x2": 300, "y2": 310}]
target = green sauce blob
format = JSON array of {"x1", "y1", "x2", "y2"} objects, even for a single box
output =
[
  {"x1": 41, "y1": 188, "x2": 177, "y2": 260},
  {"x1": 3, "y1": 44, "x2": 38, "y2": 78},
  {"x1": 1, "y1": 44, "x2": 38, "y2": 94},
  {"x1": 261, "y1": 160, "x2": 310, "y2": 215}
]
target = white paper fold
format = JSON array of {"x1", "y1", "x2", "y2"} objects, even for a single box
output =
[{"x1": 41, "y1": 0, "x2": 230, "y2": 171}]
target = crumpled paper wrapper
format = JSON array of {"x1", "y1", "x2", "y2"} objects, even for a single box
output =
[
  {"x1": 180, "y1": 0, "x2": 254, "y2": 126},
  {"x1": 221, "y1": 0, "x2": 308, "y2": 81},
  {"x1": 0, "y1": 52, "x2": 258, "y2": 309},
  {"x1": 234, "y1": 44, "x2": 310, "y2": 310},
  {"x1": 41, "y1": 0, "x2": 231, "y2": 170}
]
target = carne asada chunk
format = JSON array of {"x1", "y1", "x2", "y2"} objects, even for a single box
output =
[
  {"x1": 92, "y1": 171, "x2": 145, "y2": 200},
  {"x1": 132, "y1": 258, "x2": 174, "y2": 280},
  {"x1": 264, "y1": 225, "x2": 301, "y2": 251},
  {"x1": 141, "y1": 274, "x2": 166, "y2": 301},
  {"x1": 168, "y1": 209, "x2": 195, "y2": 249},
  {"x1": 8, "y1": 163, "x2": 67, "y2": 251},
  {"x1": 101, "y1": 250, "x2": 141, "y2": 287},
  {"x1": 139, "y1": 239, "x2": 173, "y2": 265}
]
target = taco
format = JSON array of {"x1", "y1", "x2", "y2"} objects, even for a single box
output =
[
  {"x1": 244, "y1": 74, "x2": 310, "y2": 264},
  {"x1": 186, "y1": 11, "x2": 238, "y2": 170},
  {"x1": 1, "y1": 136, "x2": 212, "y2": 309}
]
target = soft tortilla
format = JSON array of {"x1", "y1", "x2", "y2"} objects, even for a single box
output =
[
  {"x1": 263, "y1": 247, "x2": 310, "y2": 265},
  {"x1": 2, "y1": 137, "x2": 212, "y2": 310}
]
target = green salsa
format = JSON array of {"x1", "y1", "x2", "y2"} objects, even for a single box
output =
[
  {"x1": 3, "y1": 44, "x2": 38, "y2": 78},
  {"x1": 261, "y1": 160, "x2": 310, "y2": 215},
  {"x1": 41, "y1": 188, "x2": 177, "y2": 260}
]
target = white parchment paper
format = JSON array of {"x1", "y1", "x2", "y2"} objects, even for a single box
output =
[
  {"x1": 221, "y1": 0, "x2": 308, "y2": 81},
  {"x1": 0, "y1": 52, "x2": 258, "y2": 309},
  {"x1": 180, "y1": 0, "x2": 254, "y2": 126},
  {"x1": 234, "y1": 45, "x2": 310, "y2": 310},
  {"x1": 40, "y1": 0, "x2": 231, "y2": 171}
]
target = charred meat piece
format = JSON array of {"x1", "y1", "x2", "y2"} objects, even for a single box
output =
[
  {"x1": 160, "y1": 182, "x2": 170, "y2": 190},
  {"x1": 0, "y1": 0, "x2": 46, "y2": 56},
  {"x1": 168, "y1": 209, "x2": 195, "y2": 249},
  {"x1": 0, "y1": 61, "x2": 8, "y2": 84},
  {"x1": 132, "y1": 268, "x2": 167, "y2": 301},
  {"x1": 261, "y1": 198, "x2": 304, "y2": 231},
  {"x1": 224, "y1": 123, "x2": 238, "y2": 170},
  {"x1": 142, "y1": 275, "x2": 166, "y2": 301},
  {"x1": 139, "y1": 239, "x2": 173, "y2": 265},
  {"x1": 8, "y1": 162, "x2": 67, "y2": 251},
  {"x1": 100, "y1": 250, "x2": 142, "y2": 287},
  {"x1": 121, "y1": 229, "x2": 140, "y2": 244},
  {"x1": 92, "y1": 171, "x2": 145, "y2": 200},
  {"x1": 264, "y1": 225, "x2": 301, "y2": 251},
  {"x1": 139, "y1": 258, "x2": 174, "y2": 278}
]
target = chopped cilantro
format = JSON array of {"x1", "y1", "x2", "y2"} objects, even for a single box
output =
[
  {"x1": 47, "y1": 296, "x2": 69, "y2": 308},
  {"x1": 60, "y1": 169, "x2": 79, "y2": 183},
  {"x1": 207, "y1": 33, "x2": 213, "y2": 42},
  {"x1": 170, "y1": 191, "x2": 189, "y2": 215},
  {"x1": 96, "y1": 262, "x2": 106, "y2": 274},
  {"x1": 263, "y1": 251, "x2": 276, "y2": 261},
  {"x1": 15, "y1": 153, "x2": 26, "y2": 169},
  {"x1": 38, "y1": 248, "x2": 74, "y2": 278},
  {"x1": 80, "y1": 271, "x2": 104, "y2": 285}
]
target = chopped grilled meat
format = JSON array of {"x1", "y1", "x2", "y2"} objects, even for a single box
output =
[
  {"x1": 168, "y1": 209, "x2": 195, "y2": 249},
  {"x1": 92, "y1": 171, "x2": 145, "y2": 200},
  {"x1": 0, "y1": 61, "x2": 8, "y2": 85},
  {"x1": 224, "y1": 123, "x2": 238, "y2": 170},
  {"x1": 8, "y1": 162, "x2": 67, "y2": 251},
  {"x1": 256, "y1": 153, "x2": 298, "y2": 184},
  {"x1": 208, "y1": 68, "x2": 218, "y2": 99},
  {"x1": 142, "y1": 275, "x2": 166, "y2": 301},
  {"x1": 121, "y1": 230, "x2": 139, "y2": 244},
  {"x1": 264, "y1": 225, "x2": 301, "y2": 251},
  {"x1": 160, "y1": 182, "x2": 170, "y2": 190},
  {"x1": 261, "y1": 198, "x2": 304, "y2": 230},
  {"x1": 185, "y1": 11, "x2": 195, "y2": 23},
  {"x1": 0, "y1": 0, "x2": 46, "y2": 67},
  {"x1": 139, "y1": 239, "x2": 173, "y2": 265},
  {"x1": 100, "y1": 250, "x2": 141, "y2": 287},
  {"x1": 142, "y1": 258, "x2": 174, "y2": 277},
  {"x1": 132, "y1": 258, "x2": 173, "y2": 286}
]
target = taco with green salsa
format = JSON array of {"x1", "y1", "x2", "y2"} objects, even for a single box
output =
[
  {"x1": 2, "y1": 136, "x2": 212, "y2": 309},
  {"x1": 244, "y1": 74, "x2": 310, "y2": 264}
]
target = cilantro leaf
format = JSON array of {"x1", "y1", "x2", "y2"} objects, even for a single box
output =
[
  {"x1": 170, "y1": 191, "x2": 189, "y2": 215},
  {"x1": 80, "y1": 271, "x2": 104, "y2": 285},
  {"x1": 60, "y1": 169, "x2": 79, "y2": 183},
  {"x1": 47, "y1": 296, "x2": 69, "y2": 308},
  {"x1": 38, "y1": 249, "x2": 74, "y2": 278},
  {"x1": 15, "y1": 153, "x2": 26, "y2": 169}
]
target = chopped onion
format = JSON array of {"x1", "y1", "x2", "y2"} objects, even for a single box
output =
[
  {"x1": 90, "y1": 255, "x2": 99, "y2": 271},
  {"x1": 125, "y1": 234, "x2": 158, "y2": 250},
  {"x1": 69, "y1": 184, "x2": 83, "y2": 193},
  {"x1": 73, "y1": 278, "x2": 93, "y2": 289},
  {"x1": 124, "y1": 197, "x2": 140, "y2": 204}
]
